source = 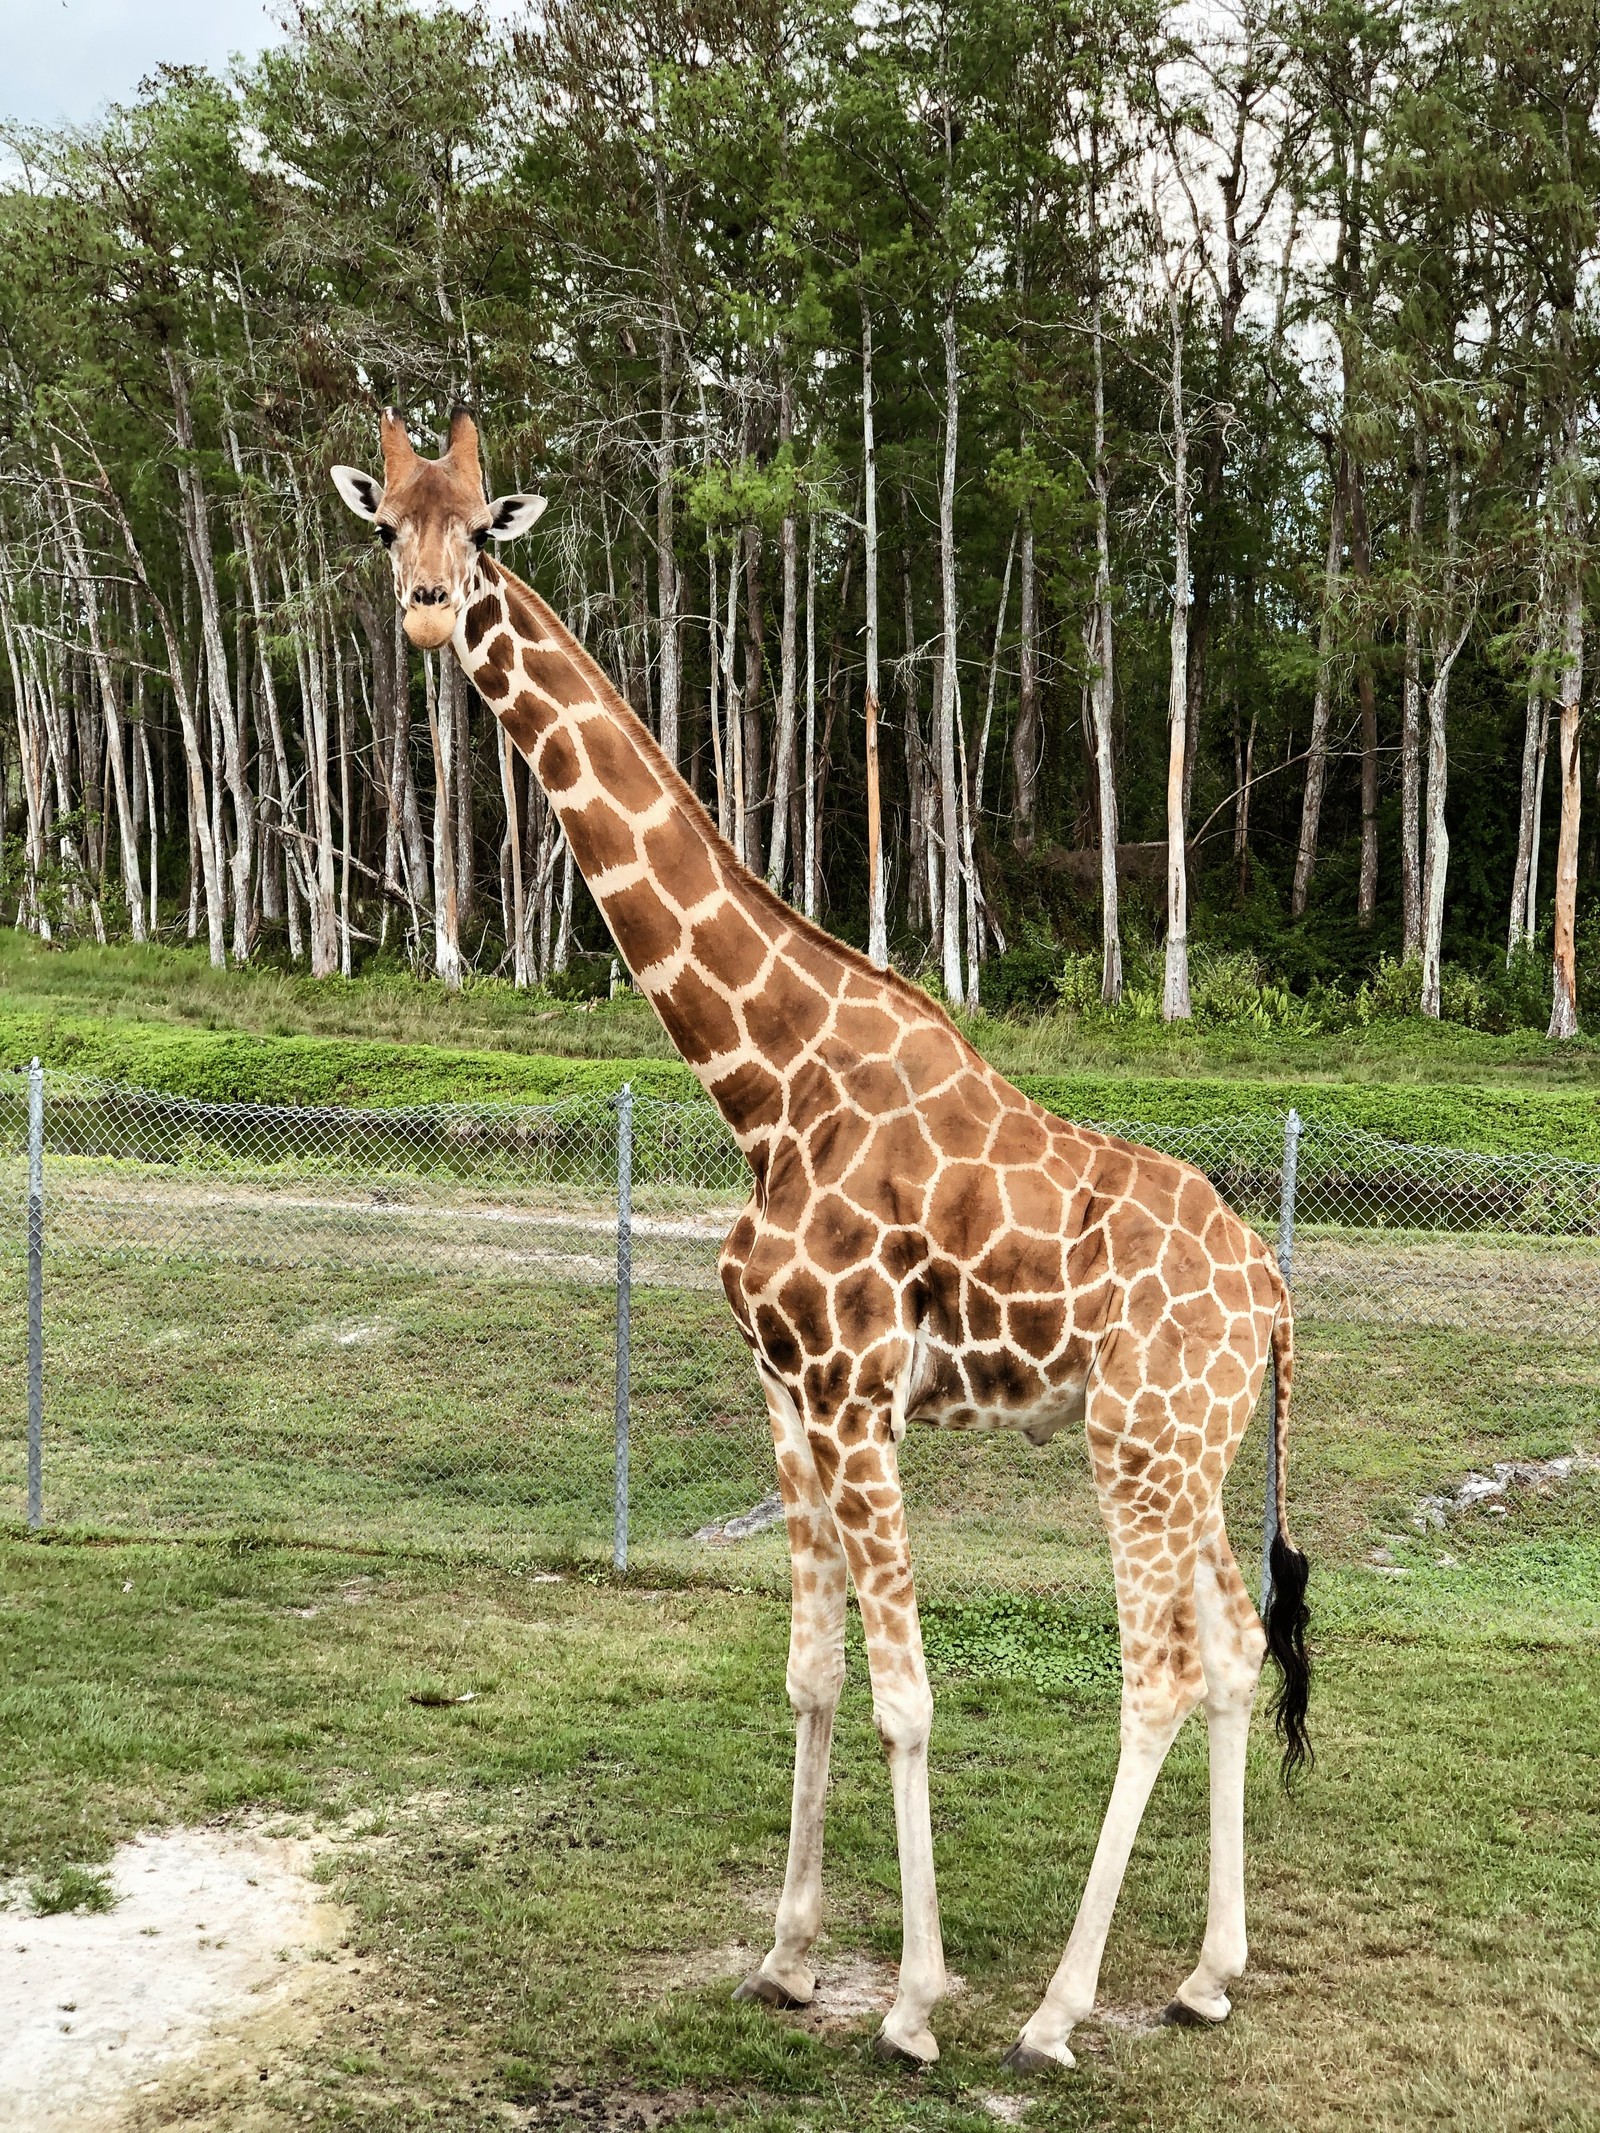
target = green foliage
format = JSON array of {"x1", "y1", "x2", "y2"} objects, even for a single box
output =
[
  {"x1": 1058, "y1": 945, "x2": 1308, "y2": 1031},
  {"x1": 1054, "y1": 940, "x2": 1562, "y2": 1041},
  {"x1": 918, "y1": 1599, "x2": 1121, "y2": 1696}
]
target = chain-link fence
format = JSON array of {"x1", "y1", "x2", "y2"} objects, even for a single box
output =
[{"x1": 4, "y1": 1065, "x2": 1598, "y2": 1606}]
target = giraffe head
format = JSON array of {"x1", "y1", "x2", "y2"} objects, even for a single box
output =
[{"x1": 330, "y1": 408, "x2": 547, "y2": 649}]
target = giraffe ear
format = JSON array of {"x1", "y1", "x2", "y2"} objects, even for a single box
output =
[
  {"x1": 486, "y1": 493, "x2": 548, "y2": 541},
  {"x1": 331, "y1": 465, "x2": 383, "y2": 521}
]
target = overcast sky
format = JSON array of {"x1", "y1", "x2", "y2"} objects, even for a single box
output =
[{"x1": 5, "y1": 0, "x2": 283, "y2": 128}]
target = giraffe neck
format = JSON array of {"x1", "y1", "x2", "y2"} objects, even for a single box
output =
[{"x1": 452, "y1": 557, "x2": 959, "y2": 1156}]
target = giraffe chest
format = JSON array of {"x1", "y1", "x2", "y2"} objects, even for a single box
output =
[{"x1": 721, "y1": 1194, "x2": 1103, "y2": 1442}]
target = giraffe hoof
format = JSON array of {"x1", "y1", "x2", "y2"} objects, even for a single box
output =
[
  {"x1": 733, "y1": 1971, "x2": 808, "y2": 2011},
  {"x1": 872, "y1": 2024, "x2": 939, "y2": 2067},
  {"x1": 1162, "y1": 1996, "x2": 1227, "y2": 2029},
  {"x1": 1000, "y1": 2041, "x2": 1076, "y2": 2074}
]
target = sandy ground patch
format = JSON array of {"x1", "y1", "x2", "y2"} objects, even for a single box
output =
[{"x1": 0, "y1": 1826, "x2": 346, "y2": 2132}]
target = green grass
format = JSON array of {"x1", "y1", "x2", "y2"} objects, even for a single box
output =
[
  {"x1": 25, "y1": 1861, "x2": 117, "y2": 1915},
  {"x1": 1, "y1": 1476, "x2": 1596, "y2": 2131},
  {"x1": 2, "y1": 1138, "x2": 1597, "y2": 2125},
  {"x1": 6, "y1": 935, "x2": 1600, "y2": 1155},
  {"x1": 8, "y1": 1227, "x2": 1596, "y2": 1602}
]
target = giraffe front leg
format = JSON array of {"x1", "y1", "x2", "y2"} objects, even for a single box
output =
[
  {"x1": 1165, "y1": 1523, "x2": 1265, "y2": 2027},
  {"x1": 735, "y1": 1370, "x2": 847, "y2": 2011},
  {"x1": 816, "y1": 1411, "x2": 945, "y2": 2067}
]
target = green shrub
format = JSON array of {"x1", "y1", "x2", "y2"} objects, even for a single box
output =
[
  {"x1": 1057, "y1": 944, "x2": 1308, "y2": 1030},
  {"x1": 1054, "y1": 950, "x2": 1105, "y2": 1016},
  {"x1": 1337, "y1": 950, "x2": 1554, "y2": 1036},
  {"x1": 982, "y1": 928, "x2": 1068, "y2": 1012}
]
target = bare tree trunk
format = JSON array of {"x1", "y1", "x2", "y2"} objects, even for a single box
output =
[
  {"x1": 282, "y1": 548, "x2": 339, "y2": 977},
  {"x1": 1291, "y1": 449, "x2": 1346, "y2": 916},
  {"x1": 655, "y1": 245, "x2": 681, "y2": 769},
  {"x1": 741, "y1": 522, "x2": 765, "y2": 875},
  {"x1": 901, "y1": 521, "x2": 927, "y2": 937},
  {"x1": 1162, "y1": 286, "x2": 1192, "y2": 1023},
  {"x1": 862, "y1": 300, "x2": 887, "y2": 965},
  {"x1": 139, "y1": 721, "x2": 158, "y2": 937},
  {"x1": 1549, "y1": 434, "x2": 1584, "y2": 1037},
  {"x1": 239, "y1": 484, "x2": 303, "y2": 957},
  {"x1": 1509, "y1": 572, "x2": 1548, "y2": 961},
  {"x1": 1010, "y1": 501, "x2": 1039, "y2": 848},
  {"x1": 975, "y1": 523, "x2": 1017, "y2": 851},
  {"x1": 501, "y1": 726, "x2": 531, "y2": 985},
  {"x1": 336, "y1": 638, "x2": 354, "y2": 978},
  {"x1": 1525, "y1": 704, "x2": 1550, "y2": 944},
  {"x1": 957, "y1": 675, "x2": 981, "y2": 1006},
  {"x1": 0, "y1": 590, "x2": 49, "y2": 937},
  {"x1": 1400, "y1": 421, "x2": 1426, "y2": 957},
  {"x1": 803, "y1": 511, "x2": 818, "y2": 921},
  {"x1": 1420, "y1": 459, "x2": 1468, "y2": 1020},
  {"x1": 937, "y1": 289, "x2": 964, "y2": 1007},
  {"x1": 1347, "y1": 458, "x2": 1379, "y2": 927},
  {"x1": 424, "y1": 652, "x2": 462, "y2": 988},
  {"x1": 553, "y1": 834, "x2": 574, "y2": 975},
  {"x1": 98, "y1": 454, "x2": 226, "y2": 966},
  {"x1": 721, "y1": 553, "x2": 745, "y2": 865},
  {"x1": 705, "y1": 531, "x2": 729, "y2": 837},
  {"x1": 167, "y1": 347, "x2": 254, "y2": 960},
  {"x1": 767, "y1": 377, "x2": 800, "y2": 896},
  {"x1": 47, "y1": 451, "x2": 145, "y2": 938},
  {"x1": 451, "y1": 660, "x2": 474, "y2": 933},
  {"x1": 1089, "y1": 288, "x2": 1122, "y2": 1004}
]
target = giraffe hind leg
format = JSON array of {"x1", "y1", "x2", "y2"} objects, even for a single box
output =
[
  {"x1": 1164, "y1": 1514, "x2": 1266, "y2": 2027},
  {"x1": 1009, "y1": 1372, "x2": 1211, "y2": 2068}
]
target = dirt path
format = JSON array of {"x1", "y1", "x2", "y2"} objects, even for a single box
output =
[{"x1": 0, "y1": 1827, "x2": 345, "y2": 2131}]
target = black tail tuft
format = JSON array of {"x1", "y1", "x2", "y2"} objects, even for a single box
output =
[{"x1": 1263, "y1": 1531, "x2": 1312, "y2": 1790}]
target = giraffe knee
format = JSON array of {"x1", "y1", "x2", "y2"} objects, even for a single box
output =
[
  {"x1": 872, "y1": 1676, "x2": 933, "y2": 1754},
  {"x1": 787, "y1": 1642, "x2": 845, "y2": 1715},
  {"x1": 1205, "y1": 1621, "x2": 1266, "y2": 1711},
  {"x1": 1121, "y1": 1644, "x2": 1207, "y2": 1737}
]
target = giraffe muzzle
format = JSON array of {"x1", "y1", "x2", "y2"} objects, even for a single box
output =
[{"x1": 404, "y1": 594, "x2": 459, "y2": 650}]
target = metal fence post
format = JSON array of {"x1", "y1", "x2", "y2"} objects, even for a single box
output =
[
  {"x1": 27, "y1": 1057, "x2": 44, "y2": 1529},
  {"x1": 1262, "y1": 1107, "x2": 1301, "y2": 1609},
  {"x1": 613, "y1": 1083, "x2": 633, "y2": 1576}
]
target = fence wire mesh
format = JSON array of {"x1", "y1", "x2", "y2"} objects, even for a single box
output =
[{"x1": 4, "y1": 1068, "x2": 1598, "y2": 1607}]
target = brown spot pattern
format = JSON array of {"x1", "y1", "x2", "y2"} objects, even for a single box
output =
[{"x1": 452, "y1": 548, "x2": 1287, "y2": 1942}]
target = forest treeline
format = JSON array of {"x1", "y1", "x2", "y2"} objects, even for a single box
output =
[{"x1": 1, "y1": 0, "x2": 1597, "y2": 1032}]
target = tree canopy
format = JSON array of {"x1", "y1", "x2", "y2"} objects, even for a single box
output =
[{"x1": 2, "y1": 0, "x2": 1596, "y2": 1034}]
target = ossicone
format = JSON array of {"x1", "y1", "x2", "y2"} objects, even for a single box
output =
[{"x1": 380, "y1": 407, "x2": 418, "y2": 475}]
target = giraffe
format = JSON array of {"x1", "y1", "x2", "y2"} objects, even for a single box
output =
[{"x1": 332, "y1": 408, "x2": 1312, "y2": 2072}]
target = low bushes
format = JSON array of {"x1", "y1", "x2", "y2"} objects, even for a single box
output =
[{"x1": 1053, "y1": 943, "x2": 1561, "y2": 1037}]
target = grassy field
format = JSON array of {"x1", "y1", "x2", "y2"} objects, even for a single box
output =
[
  {"x1": 2, "y1": 1472, "x2": 1597, "y2": 2133},
  {"x1": 5, "y1": 1218, "x2": 1597, "y2": 1598},
  {"x1": 3, "y1": 935, "x2": 1598, "y2": 2126}
]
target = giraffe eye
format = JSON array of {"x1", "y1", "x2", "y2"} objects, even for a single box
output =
[
  {"x1": 377, "y1": 524, "x2": 396, "y2": 548},
  {"x1": 472, "y1": 526, "x2": 489, "y2": 550}
]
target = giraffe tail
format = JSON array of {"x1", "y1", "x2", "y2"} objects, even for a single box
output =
[{"x1": 1262, "y1": 1292, "x2": 1313, "y2": 1790}]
